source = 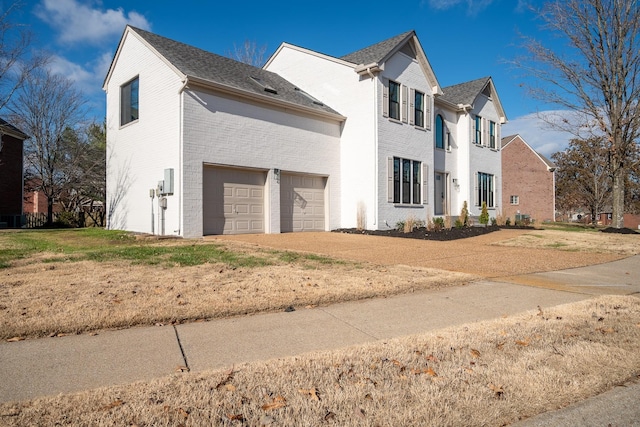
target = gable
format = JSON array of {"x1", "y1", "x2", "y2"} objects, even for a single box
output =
[
  {"x1": 104, "y1": 27, "x2": 345, "y2": 122},
  {"x1": 439, "y1": 77, "x2": 507, "y2": 123},
  {"x1": 502, "y1": 135, "x2": 556, "y2": 171},
  {"x1": 341, "y1": 31, "x2": 442, "y2": 97}
]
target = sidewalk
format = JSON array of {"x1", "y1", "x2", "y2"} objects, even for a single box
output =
[{"x1": 1, "y1": 255, "x2": 639, "y2": 424}]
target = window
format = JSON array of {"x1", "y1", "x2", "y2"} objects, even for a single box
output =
[
  {"x1": 477, "y1": 172, "x2": 494, "y2": 207},
  {"x1": 435, "y1": 114, "x2": 445, "y2": 149},
  {"x1": 121, "y1": 77, "x2": 139, "y2": 126},
  {"x1": 489, "y1": 121, "x2": 496, "y2": 148},
  {"x1": 389, "y1": 81, "x2": 400, "y2": 120},
  {"x1": 510, "y1": 195, "x2": 519, "y2": 205},
  {"x1": 414, "y1": 90, "x2": 424, "y2": 127},
  {"x1": 475, "y1": 115, "x2": 482, "y2": 144},
  {"x1": 393, "y1": 157, "x2": 421, "y2": 204}
]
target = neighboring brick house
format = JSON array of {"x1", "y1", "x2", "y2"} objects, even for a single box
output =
[
  {"x1": 0, "y1": 118, "x2": 28, "y2": 228},
  {"x1": 501, "y1": 134, "x2": 556, "y2": 223},
  {"x1": 105, "y1": 27, "x2": 506, "y2": 237},
  {"x1": 23, "y1": 179, "x2": 63, "y2": 214}
]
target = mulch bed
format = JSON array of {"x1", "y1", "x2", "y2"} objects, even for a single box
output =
[
  {"x1": 601, "y1": 227, "x2": 640, "y2": 234},
  {"x1": 334, "y1": 225, "x2": 509, "y2": 241}
]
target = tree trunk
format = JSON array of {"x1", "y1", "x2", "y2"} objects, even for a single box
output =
[
  {"x1": 612, "y1": 167, "x2": 625, "y2": 228},
  {"x1": 47, "y1": 197, "x2": 53, "y2": 226}
]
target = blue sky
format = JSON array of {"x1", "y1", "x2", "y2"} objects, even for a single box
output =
[{"x1": 14, "y1": 0, "x2": 572, "y2": 156}]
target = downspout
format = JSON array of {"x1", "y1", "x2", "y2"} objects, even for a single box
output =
[{"x1": 177, "y1": 78, "x2": 188, "y2": 236}]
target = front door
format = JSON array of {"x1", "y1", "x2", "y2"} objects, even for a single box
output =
[{"x1": 434, "y1": 172, "x2": 446, "y2": 215}]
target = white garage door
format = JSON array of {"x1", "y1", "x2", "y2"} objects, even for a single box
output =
[
  {"x1": 203, "y1": 167, "x2": 266, "y2": 235},
  {"x1": 280, "y1": 173, "x2": 326, "y2": 232}
]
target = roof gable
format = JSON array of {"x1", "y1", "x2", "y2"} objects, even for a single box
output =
[
  {"x1": 0, "y1": 117, "x2": 27, "y2": 140},
  {"x1": 440, "y1": 77, "x2": 507, "y2": 123},
  {"x1": 104, "y1": 27, "x2": 343, "y2": 120},
  {"x1": 340, "y1": 31, "x2": 442, "y2": 96},
  {"x1": 340, "y1": 31, "x2": 414, "y2": 65},
  {"x1": 501, "y1": 134, "x2": 556, "y2": 171}
]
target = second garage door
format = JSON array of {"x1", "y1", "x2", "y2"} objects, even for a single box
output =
[
  {"x1": 203, "y1": 166, "x2": 266, "y2": 235},
  {"x1": 280, "y1": 173, "x2": 326, "y2": 232}
]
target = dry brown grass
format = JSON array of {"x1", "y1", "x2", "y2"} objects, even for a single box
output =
[
  {"x1": 0, "y1": 243, "x2": 474, "y2": 340},
  {"x1": 493, "y1": 229, "x2": 640, "y2": 255},
  {"x1": 2, "y1": 295, "x2": 638, "y2": 427}
]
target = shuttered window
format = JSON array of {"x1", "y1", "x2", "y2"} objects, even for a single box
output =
[
  {"x1": 414, "y1": 90, "x2": 424, "y2": 127},
  {"x1": 489, "y1": 121, "x2": 496, "y2": 148},
  {"x1": 389, "y1": 81, "x2": 400, "y2": 120},
  {"x1": 475, "y1": 115, "x2": 482, "y2": 145},
  {"x1": 477, "y1": 172, "x2": 495, "y2": 207},
  {"x1": 388, "y1": 157, "x2": 423, "y2": 205}
]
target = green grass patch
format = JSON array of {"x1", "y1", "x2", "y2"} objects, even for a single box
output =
[
  {"x1": 1, "y1": 229, "x2": 352, "y2": 269},
  {"x1": 545, "y1": 242, "x2": 570, "y2": 248},
  {"x1": 540, "y1": 223, "x2": 600, "y2": 233}
]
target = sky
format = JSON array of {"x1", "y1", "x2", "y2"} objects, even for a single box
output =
[{"x1": 11, "y1": 0, "x2": 575, "y2": 157}]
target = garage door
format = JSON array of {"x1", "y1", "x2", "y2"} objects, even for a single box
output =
[
  {"x1": 203, "y1": 167, "x2": 266, "y2": 235},
  {"x1": 280, "y1": 173, "x2": 326, "y2": 232}
]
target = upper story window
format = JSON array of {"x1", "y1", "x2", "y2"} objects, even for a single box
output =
[
  {"x1": 389, "y1": 80, "x2": 400, "y2": 120},
  {"x1": 435, "y1": 114, "x2": 445, "y2": 149},
  {"x1": 414, "y1": 90, "x2": 424, "y2": 127},
  {"x1": 474, "y1": 115, "x2": 482, "y2": 145},
  {"x1": 489, "y1": 121, "x2": 496, "y2": 148},
  {"x1": 121, "y1": 77, "x2": 139, "y2": 126}
]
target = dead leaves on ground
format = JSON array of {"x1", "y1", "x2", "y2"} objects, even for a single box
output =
[{"x1": 261, "y1": 395, "x2": 286, "y2": 411}]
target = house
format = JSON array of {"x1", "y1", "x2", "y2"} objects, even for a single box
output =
[
  {"x1": 501, "y1": 134, "x2": 556, "y2": 223},
  {"x1": 105, "y1": 27, "x2": 506, "y2": 237},
  {"x1": 0, "y1": 118, "x2": 28, "y2": 228}
]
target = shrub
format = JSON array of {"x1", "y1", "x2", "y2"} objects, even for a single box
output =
[
  {"x1": 428, "y1": 217, "x2": 445, "y2": 232},
  {"x1": 454, "y1": 219, "x2": 464, "y2": 228},
  {"x1": 490, "y1": 217, "x2": 497, "y2": 226},
  {"x1": 479, "y1": 201, "x2": 489, "y2": 226},
  {"x1": 458, "y1": 201, "x2": 469, "y2": 227},
  {"x1": 395, "y1": 221, "x2": 405, "y2": 231},
  {"x1": 505, "y1": 217, "x2": 511, "y2": 226}
]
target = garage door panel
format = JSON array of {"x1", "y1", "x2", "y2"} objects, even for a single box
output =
[
  {"x1": 203, "y1": 167, "x2": 266, "y2": 235},
  {"x1": 280, "y1": 173, "x2": 326, "y2": 233}
]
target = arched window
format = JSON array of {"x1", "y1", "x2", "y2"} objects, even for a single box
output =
[{"x1": 435, "y1": 114, "x2": 445, "y2": 149}]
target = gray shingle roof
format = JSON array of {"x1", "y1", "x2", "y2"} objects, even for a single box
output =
[
  {"x1": 340, "y1": 31, "x2": 415, "y2": 65},
  {"x1": 0, "y1": 117, "x2": 27, "y2": 139},
  {"x1": 129, "y1": 27, "x2": 342, "y2": 117},
  {"x1": 440, "y1": 76, "x2": 491, "y2": 106}
]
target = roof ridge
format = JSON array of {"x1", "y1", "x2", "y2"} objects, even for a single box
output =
[
  {"x1": 125, "y1": 26, "x2": 343, "y2": 118},
  {"x1": 340, "y1": 30, "x2": 415, "y2": 65}
]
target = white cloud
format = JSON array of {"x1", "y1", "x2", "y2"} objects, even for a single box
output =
[
  {"x1": 427, "y1": 0, "x2": 495, "y2": 13},
  {"x1": 502, "y1": 110, "x2": 579, "y2": 157},
  {"x1": 36, "y1": 0, "x2": 151, "y2": 45},
  {"x1": 48, "y1": 55, "x2": 93, "y2": 87}
]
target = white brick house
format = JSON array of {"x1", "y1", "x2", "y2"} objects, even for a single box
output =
[{"x1": 104, "y1": 27, "x2": 506, "y2": 237}]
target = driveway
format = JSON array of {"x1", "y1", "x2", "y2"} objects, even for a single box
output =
[{"x1": 210, "y1": 229, "x2": 627, "y2": 278}]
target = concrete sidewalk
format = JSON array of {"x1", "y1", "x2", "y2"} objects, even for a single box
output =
[{"x1": 1, "y1": 255, "x2": 639, "y2": 425}]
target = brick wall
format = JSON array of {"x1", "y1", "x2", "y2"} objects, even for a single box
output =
[
  {"x1": 0, "y1": 134, "x2": 23, "y2": 215},
  {"x1": 501, "y1": 136, "x2": 555, "y2": 223}
]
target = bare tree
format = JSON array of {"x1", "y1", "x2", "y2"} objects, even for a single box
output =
[
  {"x1": 520, "y1": 0, "x2": 640, "y2": 228},
  {"x1": 9, "y1": 69, "x2": 86, "y2": 225},
  {"x1": 227, "y1": 39, "x2": 267, "y2": 67},
  {"x1": 0, "y1": 2, "x2": 47, "y2": 112}
]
